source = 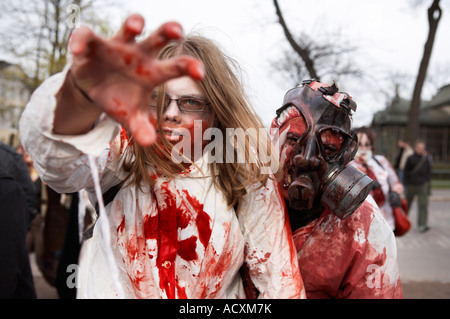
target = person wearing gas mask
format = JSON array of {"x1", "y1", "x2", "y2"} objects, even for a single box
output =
[
  {"x1": 350, "y1": 127, "x2": 405, "y2": 232},
  {"x1": 270, "y1": 79, "x2": 403, "y2": 298}
]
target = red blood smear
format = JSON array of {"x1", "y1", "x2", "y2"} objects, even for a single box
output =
[
  {"x1": 136, "y1": 182, "x2": 213, "y2": 298},
  {"x1": 143, "y1": 214, "x2": 158, "y2": 239},
  {"x1": 135, "y1": 64, "x2": 151, "y2": 76},
  {"x1": 320, "y1": 129, "x2": 344, "y2": 151},
  {"x1": 117, "y1": 217, "x2": 125, "y2": 233},
  {"x1": 182, "y1": 189, "x2": 212, "y2": 248},
  {"x1": 176, "y1": 281, "x2": 188, "y2": 299},
  {"x1": 178, "y1": 236, "x2": 198, "y2": 261},
  {"x1": 177, "y1": 208, "x2": 191, "y2": 229},
  {"x1": 123, "y1": 53, "x2": 134, "y2": 65},
  {"x1": 140, "y1": 183, "x2": 211, "y2": 299},
  {"x1": 282, "y1": 116, "x2": 307, "y2": 136},
  {"x1": 111, "y1": 98, "x2": 128, "y2": 118},
  {"x1": 117, "y1": 127, "x2": 132, "y2": 152}
]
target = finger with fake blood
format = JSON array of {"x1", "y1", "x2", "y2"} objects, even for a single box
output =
[
  {"x1": 145, "y1": 56, "x2": 205, "y2": 89},
  {"x1": 127, "y1": 108, "x2": 157, "y2": 146},
  {"x1": 69, "y1": 26, "x2": 100, "y2": 57},
  {"x1": 140, "y1": 21, "x2": 183, "y2": 53},
  {"x1": 113, "y1": 14, "x2": 145, "y2": 43}
]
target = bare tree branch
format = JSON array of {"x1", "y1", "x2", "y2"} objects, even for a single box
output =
[
  {"x1": 406, "y1": 0, "x2": 442, "y2": 144},
  {"x1": 273, "y1": 0, "x2": 319, "y2": 79},
  {"x1": 0, "y1": 0, "x2": 116, "y2": 90},
  {"x1": 271, "y1": 0, "x2": 363, "y2": 88}
]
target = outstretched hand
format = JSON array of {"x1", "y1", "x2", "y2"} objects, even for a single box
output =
[{"x1": 68, "y1": 14, "x2": 205, "y2": 146}]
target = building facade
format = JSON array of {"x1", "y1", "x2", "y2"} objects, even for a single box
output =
[
  {"x1": 0, "y1": 60, "x2": 31, "y2": 146},
  {"x1": 371, "y1": 84, "x2": 450, "y2": 178}
]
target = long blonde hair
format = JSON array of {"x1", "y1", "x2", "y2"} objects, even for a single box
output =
[{"x1": 123, "y1": 34, "x2": 279, "y2": 209}]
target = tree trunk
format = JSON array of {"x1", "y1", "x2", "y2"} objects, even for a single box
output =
[
  {"x1": 406, "y1": 0, "x2": 442, "y2": 145},
  {"x1": 273, "y1": 0, "x2": 319, "y2": 80}
]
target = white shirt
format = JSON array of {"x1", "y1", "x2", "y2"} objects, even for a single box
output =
[{"x1": 19, "y1": 68, "x2": 305, "y2": 299}]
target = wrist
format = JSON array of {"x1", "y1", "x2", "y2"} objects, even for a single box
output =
[
  {"x1": 53, "y1": 69, "x2": 102, "y2": 135},
  {"x1": 68, "y1": 69, "x2": 94, "y2": 103}
]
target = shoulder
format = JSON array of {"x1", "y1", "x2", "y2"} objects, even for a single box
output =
[
  {"x1": 0, "y1": 167, "x2": 17, "y2": 187},
  {"x1": 300, "y1": 198, "x2": 377, "y2": 242},
  {"x1": 342, "y1": 197, "x2": 380, "y2": 235},
  {"x1": 372, "y1": 155, "x2": 391, "y2": 168},
  {"x1": 0, "y1": 169, "x2": 25, "y2": 200},
  {"x1": 406, "y1": 153, "x2": 418, "y2": 162},
  {"x1": 321, "y1": 196, "x2": 386, "y2": 241},
  {"x1": 360, "y1": 196, "x2": 396, "y2": 248},
  {"x1": 374, "y1": 154, "x2": 388, "y2": 163},
  {"x1": 0, "y1": 143, "x2": 20, "y2": 162},
  {"x1": 239, "y1": 177, "x2": 285, "y2": 218}
]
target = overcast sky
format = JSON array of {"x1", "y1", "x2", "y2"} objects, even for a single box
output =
[
  {"x1": 106, "y1": 0, "x2": 450, "y2": 127},
  {"x1": 3, "y1": 0, "x2": 449, "y2": 127}
]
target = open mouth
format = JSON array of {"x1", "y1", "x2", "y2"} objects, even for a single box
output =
[{"x1": 161, "y1": 129, "x2": 184, "y2": 142}]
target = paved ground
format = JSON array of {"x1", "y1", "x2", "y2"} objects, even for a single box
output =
[
  {"x1": 30, "y1": 189, "x2": 450, "y2": 299},
  {"x1": 395, "y1": 189, "x2": 450, "y2": 299}
]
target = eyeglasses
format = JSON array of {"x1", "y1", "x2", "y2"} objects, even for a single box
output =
[{"x1": 149, "y1": 92, "x2": 210, "y2": 113}]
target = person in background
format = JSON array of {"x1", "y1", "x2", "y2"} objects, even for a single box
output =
[
  {"x1": 404, "y1": 140, "x2": 432, "y2": 233},
  {"x1": 0, "y1": 142, "x2": 39, "y2": 229},
  {"x1": 269, "y1": 80, "x2": 402, "y2": 298},
  {"x1": 0, "y1": 166, "x2": 37, "y2": 299},
  {"x1": 19, "y1": 14, "x2": 304, "y2": 299},
  {"x1": 351, "y1": 127, "x2": 405, "y2": 232},
  {"x1": 394, "y1": 140, "x2": 413, "y2": 185}
]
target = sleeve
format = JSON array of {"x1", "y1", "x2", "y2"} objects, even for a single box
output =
[
  {"x1": 237, "y1": 178, "x2": 305, "y2": 299},
  {"x1": 19, "y1": 66, "x2": 123, "y2": 195}
]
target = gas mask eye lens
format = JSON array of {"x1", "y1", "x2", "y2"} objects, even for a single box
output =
[{"x1": 319, "y1": 128, "x2": 345, "y2": 160}]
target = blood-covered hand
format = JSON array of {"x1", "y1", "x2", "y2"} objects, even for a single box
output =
[{"x1": 64, "y1": 14, "x2": 204, "y2": 146}]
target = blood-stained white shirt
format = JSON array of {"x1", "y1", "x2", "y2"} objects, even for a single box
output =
[
  {"x1": 293, "y1": 196, "x2": 403, "y2": 299},
  {"x1": 19, "y1": 69, "x2": 305, "y2": 299}
]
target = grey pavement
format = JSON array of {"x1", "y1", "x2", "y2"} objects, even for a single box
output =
[
  {"x1": 395, "y1": 188, "x2": 450, "y2": 298},
  {"x1": 30, "y1": 189, "x2": 450, "y2": 299}
]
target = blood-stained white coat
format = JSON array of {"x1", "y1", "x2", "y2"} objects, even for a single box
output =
[
  {"x1": 293, "y1": 196, "x2": 403, "y2": 299},
  {"x1": 19, "y1": 69, "x2": 305, "y2": 299}
]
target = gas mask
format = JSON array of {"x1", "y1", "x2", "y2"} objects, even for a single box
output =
[{"x1": 271, "y1": 79, "x2": 373, "y2": 219}]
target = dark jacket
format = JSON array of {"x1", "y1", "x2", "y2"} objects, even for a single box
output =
[
  {"x1": 404, "y1": 152, "x2": 432, "y2": 186},
  {"x1": 0, "y1": 142, "x2": 39, "y2": 228},
  {"x1": 0, "y1": 167, "x2": 37, "y2": 298}
]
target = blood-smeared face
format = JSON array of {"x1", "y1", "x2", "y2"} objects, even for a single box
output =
[
  {"x1": 354, "y1": 132, "x2": 373, "y2": 164},
  {"x1": 149, "y1": 76, "x2": 216, "y2": 162},
  {"x1": 276, "y1": 105, "x2": 347, "y2": 210}
]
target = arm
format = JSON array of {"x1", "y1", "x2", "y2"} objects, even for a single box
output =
[
  {"x1": 20, "y1": 14, "x2": 204, "y2": 193},
  {"x1": 238, "y1": 178, "x2": 305, "y2": 299}
]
